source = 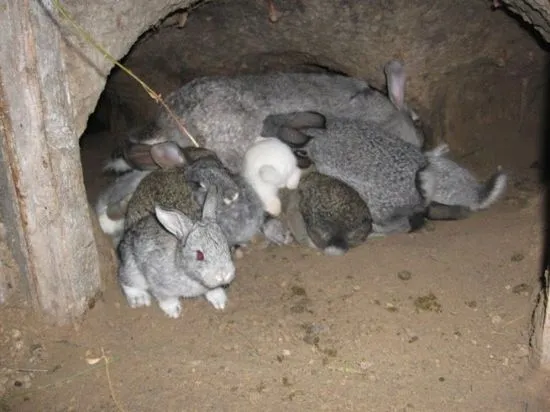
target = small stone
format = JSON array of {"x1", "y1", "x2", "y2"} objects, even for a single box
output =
[
  {"x1": 11, "y1": 329, "x2": 22, "y2": 340},
  {"x1": 512, "y1": 283, "x2": 532, "y2": 295},
  {"x1": 465, "y1": 300, "x2": 477, "y2": 309},
  {"x1": 511, "y1": 253, "x2": 524, "y2": 262},
  {"x1": 282, "y1": 349, "x2": 291, "y2": 357},
  {"x1": 516, "y1": 344, "x2": 529, "y2": 358},
  {"x1": 234, "y1": 248, "x2": 245, "y2": 260},
  {"x1": 397, "y1": 270, "x2": 412, "y2": 281},
  {"x1": 359, "y1": 360, "x2": 373, "y2": 370},
  {"x1": 491, "y1": 315, "x2": 502, "y2": 325}
]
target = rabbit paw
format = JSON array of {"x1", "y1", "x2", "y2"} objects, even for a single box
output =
[
  {"x1": 205, "y1": 287, "x2": 227, "y2": 310},
  {"x1": 264, "y1": 196, "x2": 282, "y2": 216},
  {"x1": 158, "y1": 297, "x2": 182, "y2": 318},
  {"x1": 122, "y1": 285, "x2": 152, "y2": 308}
]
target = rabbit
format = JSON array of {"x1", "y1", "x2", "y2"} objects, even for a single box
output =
[
  {"x1": 103, "y1": 60, "x2": 424, "y2": 174},
  {"x1": 241, "y1": 137, "x2": 302, "y2": 217},
  {"x1": 123, "y1": 142, "x2": 265, "y2": 247},
  {"x1": 422, "y1": 144, "x2": 508, "y2": 218},
  {"x1": 117, "y1": 186, "x2": 236, "y2": 318},
  {"x1": 95, "y1": 169, "x2": 151, "y2": 245},
  {"x1": 262, "y1": 165, "x2": 373, "y2": 256},
  {"x1": 267, "y1": 111, "x2": 436, "y2": 235}
]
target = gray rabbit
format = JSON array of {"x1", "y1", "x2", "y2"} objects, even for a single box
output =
[
  {"x1": 267, "y1": 111, "x2": 435, "y2": 235},
  {"x1": 262, "y1": 166, "x2": 373, "y2": 255},
  {"x1": 422, "y1": 144, "x2": 508, "y2": 219},
  {"x1": 123, "y1": 142, "x2": 265, "y2": 247},
  {"x1": 118, "y1": 186, "x2": 236, "y2": 318},
  {"x1": 104, "y1": 60, "x2": 424, "y2": 174}
]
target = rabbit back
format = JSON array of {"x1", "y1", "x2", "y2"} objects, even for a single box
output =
[
  {"x1": 297, "y1": 171, "x2": 372, "y2": 254},
  {"x1": 115, "y1": 67, "x2": 421, "y2": 173},
  {"x1": 125, "y1": 168, "x2": 201, "y2": 229},
  {"x1": 304, "y1": 119, "x2": 427, "y2": 226}
]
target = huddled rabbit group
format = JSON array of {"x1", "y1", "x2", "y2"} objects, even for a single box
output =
[{"x1": 96, "y1": 60, "x2": 508, "y2": 318}]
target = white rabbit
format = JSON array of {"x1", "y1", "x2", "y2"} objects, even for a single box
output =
[{"x1": 241, "y1": 137, "x2": 302, "y2": 217}]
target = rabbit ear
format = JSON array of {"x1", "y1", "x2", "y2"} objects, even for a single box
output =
[
  {"x1": 201, "y1": 185, "x2": 218, "y2": 220},
  {"x1": 262, "y1": 112, "x2": 326, "y2": 137},
  {"x1": 384, "y1": 60, "x2": 406, "y2": 110},
  {"x1": 283, "y1": 111, "x2": 327, "y2": 130},
  {"x1": 122, "y1": 142, "x2": 160, "y2": 170},
  {"x1": 277, "y1": 126, "x2": 313, "y2": 148},
  {"x1": 154, "y1": 205, "x2": 194, "y2": 239},
  {"x1": 150, "y1": 142, "x2": 187, "y2": 169}
]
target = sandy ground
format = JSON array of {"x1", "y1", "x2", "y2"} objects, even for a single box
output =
[{"x1": 0, "y1": 131, "x2": 549, "y2": 411}]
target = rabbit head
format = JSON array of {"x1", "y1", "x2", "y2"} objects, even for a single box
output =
[
  {"x1": 159, "y1": 185, "x2": 235, "y2": 289},
  {"x1": 183, "y1": 147, "x2": 241, "y2": 205}
]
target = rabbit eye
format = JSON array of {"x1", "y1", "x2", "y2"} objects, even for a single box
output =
[{"x1": 196, "y1": 250, "x2": 204, "y2": 261}]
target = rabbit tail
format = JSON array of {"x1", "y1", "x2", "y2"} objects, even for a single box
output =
[
  {"x1": 322, "y1": 235, "x2": 349, "y2": 257},
  {"x1": 476, "y1": 168, "x2": 508, "y2": 210}
]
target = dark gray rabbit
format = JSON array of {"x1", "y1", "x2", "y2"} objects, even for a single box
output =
[
  {"x1": 422, "y1": 144, "x2": 508, "y2": 219},
  {"x1": 118, "y1": 186, "x2": 236, "y2": 318},
  {"x1": 268, "y1": 111, "x2": 435, "y2": 235},
  {"x1": 124, "y1": 142, "x2": 265, "y2": 247},
  {"x1": 262, "y1": 166, "x2": 373, "y2": 255},
  {"x1": 104, "y1": 60, "x2": 424, "y2": 174}
]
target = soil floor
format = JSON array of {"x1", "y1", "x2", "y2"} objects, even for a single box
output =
[{"x1": 1, "y1": 126, "x2": 550, "y2": 411}]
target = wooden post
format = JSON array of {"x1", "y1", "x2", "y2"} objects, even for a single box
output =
[{"x1": 0, "y1": 1, "x2": 102, "y2": 324}]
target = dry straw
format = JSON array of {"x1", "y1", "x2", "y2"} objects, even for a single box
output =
[{"x1": 52, "y1": 0, "x2": 200, "y2": 148}]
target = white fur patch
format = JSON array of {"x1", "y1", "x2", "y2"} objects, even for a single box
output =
[
  {"x1": 424, "y1": 143, "x2": 450, "y2": 158},
  {"x1": 417, "y1": 168, "x2": 437, "y2": 204},
  {"x1": 477, "y1": 169, "x2": 508, "y2": 210},
  {"x1": 158, "y1": 297, "x2": 182, "y2": 318},
  {"x1": 98, "y1": 212, "x2": 125, "y2": 236},
  {"x1": 122, "y1": 285, "x2": 152, "y2": 308},
  {"x1": 205, "y1": 287, "x2": 228, "y2": 310},
  {"x1": 323, "y1": 246, "x2": 346, "y2": 256},
  {"x1": 103, "y1": 158, "x2": 132, "y2": 173}
]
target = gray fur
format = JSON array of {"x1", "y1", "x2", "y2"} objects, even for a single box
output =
[
  {"x1": 192, "y1": 174, "x2": 266, "y2": 246},
  {"x1": 105, "y1": 60, "x2": 423, "y2": 174},
  {"x1": 95, "y1": 170, "x2": 151, "y2": 245},
  {"x1": 268, "y1": 168, "x2": 372, "y2": 255},
  {"x1": 274, "y1": 114, "x2": 434, "y2": 235},
  {"x1": 423, "y1": 144, "x2": 508, "y2": 212},
  {"x1": 125, "y1": 145, "x2": 265, "y2": 246},
  {"x1": 125, "y1": 167, "x2": 201, "y2": 230},
  {"x1": 117, "y1": 186, "x2": 236, "y2": 318}
]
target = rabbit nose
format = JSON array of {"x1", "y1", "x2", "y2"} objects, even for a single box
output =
[{"x1": 218, "y1": 270, "x2": 235, "y2": 284}]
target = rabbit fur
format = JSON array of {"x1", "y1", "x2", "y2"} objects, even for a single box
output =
[
  {"x1": 241, "y1": 137, "x2": 302, "y2": 217},
  {"x1": 95, "y1": 170, "x2": 151, "y2": 245},
  {"x1": 269, "y1": 111, "x2": 436, "y2": 235},
  {"x1": 123, "y1": 142, "x2": 265, "y2": 247},
  {"x1": 104, "y1": 60, "x2": 424, "y2": 174},
  {"x1": 262, "y1": 166, "x2": 373, "y2": 255},
  {"x1": 422, "y1": 144, "x2": 508, "y2": 215},
  {"x1": 118, "y1": 186, "x2": 236, "y2": 318}
]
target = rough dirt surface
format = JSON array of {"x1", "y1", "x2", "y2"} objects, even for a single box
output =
[
  {"x1": 0, "y1": 165, "x2": 547, "y2": 411},
  {"x1": 2, "y1": 0, "x2": 550, "y2": 410}
]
